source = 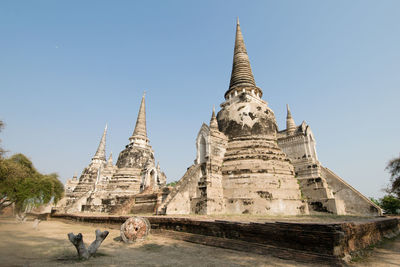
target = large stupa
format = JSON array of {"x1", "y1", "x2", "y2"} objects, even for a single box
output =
[{"x1": 158, "y1": 19, "x2": 381, "y2": 216}]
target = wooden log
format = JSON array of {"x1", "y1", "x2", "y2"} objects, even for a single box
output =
[
  {"x1": 32, "y1": 219, "x2": 41, "y2": 230},
  {"x1": 68, "y1": 229, "x2": 109, "y2": 260},
  {"x1": 15, "y1": 213, "x2": 27, "y2": 223},
  {"x1": 88, "y1": 230, "x2": 109, "y2": 255}
]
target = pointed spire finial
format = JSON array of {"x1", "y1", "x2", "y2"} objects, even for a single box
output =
[
  {"x1": 210, "y1": 105, "x2": 218, "y2": 130},
  {"x1": 237, "y1": 17, "x2": 240, "y2": 25},
  {"x1": 286, "y1": 104, "x2": 296, "y2": 135},
  {"x1": 130, "y1": 92, "x2": 148, "y2": 143},
  {"x1": 92, "y1": 124, "x2": 107, "y2": 162},
  {"x1": 107, "y1": 152, "x2": 113, "y2": 166},
  {"x1": 224, "y1": 19, "x2": 262, "y2": 99},
  {"x1": 286, "y1": 104, "x2": 292, "y2": 117}
]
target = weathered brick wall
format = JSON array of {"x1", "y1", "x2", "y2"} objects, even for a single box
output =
[{"x1": 51, "y1": 213, "x2": 399, "y2": 266}]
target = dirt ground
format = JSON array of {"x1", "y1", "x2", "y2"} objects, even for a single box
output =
[{"x1": 0, "y1": 217, "x2": 399, "y2": 267}]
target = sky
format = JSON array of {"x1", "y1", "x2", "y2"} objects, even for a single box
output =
[{"x1": 1, "y1": 1, "x2": 399, "y2": 199}]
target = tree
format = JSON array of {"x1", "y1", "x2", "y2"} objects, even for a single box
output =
[
  {"x1": 0, "y1": 121, "x2": 64, "y2": 213},
  {"x1": 380, "y1": 195, "x2": 400, "y2": 214},
  {"x1": 166, "y1": 180, "x2": 178, "y2": 187},
  {"x1": 0, "y1": 120, "x2": 4, "y2": 158},
  {"x1": 370, "y1": 197, "x2": 380, "y2": 207},
  {"x1": 370, "y1": 196, "x2": 400, "y2": 214},
  {"x1": 386, "y1": 155, "x2": 400, "y2": 198},
  {"x1": 0, "y1": 153, "x2": 64, "y2": 213}
]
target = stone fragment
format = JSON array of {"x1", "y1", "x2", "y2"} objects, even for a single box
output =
[{"x1": 120, "y1": 216, "x2": 151, "y2": 243}]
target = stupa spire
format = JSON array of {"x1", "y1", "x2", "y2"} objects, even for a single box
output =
[
  {"x1": 107, "y1": 152, "x2": 113, "y2": 166},
  {"x1": 225, "y1": 18, "x2": 261, "y2": 99},
  {"x1": 92, "y1": 124, "x2": 107, "y2": 161},
  {"x1": 130, "y1": 92, "x2": 148, "y2": 143},
  {"x1": 286, "y1": 104, "x2": 296, "y2": 135},
  {"x1": 210, "y1": 105, "x2": 218, "y2": 130}
]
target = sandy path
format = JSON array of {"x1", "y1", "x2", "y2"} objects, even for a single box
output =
[
  {"x1": 0, "y1": 217, "x2": 398, "y2": 267},
  {"x1": 347, "y1": 235, "x2": 400, "y2": 267}
]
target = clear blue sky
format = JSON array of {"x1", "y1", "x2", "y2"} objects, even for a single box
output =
[{"x1": 1, "y1": 1, "x2": 399, "y2": 199}]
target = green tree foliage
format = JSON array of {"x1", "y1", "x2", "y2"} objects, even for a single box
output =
[
  {"x1": 373, "y1": 195, "x2": 400, "y2": 214},
  {"x1": 372, "y1": 155, "x2": 400, "y2": 214},
  {"x1": 370, "y1": 197, "x2": 380, "y2": 207},
  {"x1": 0, "y1": 120, "x2": 4, "y2": 158},
  {"x1": 166, "y1": 181, "x2": 178, "y2": 187},
  {"x1": 0, "y1": 121, "x2": 64, "y2": 212},
  {"x1": 386, "y1": 155, "x2": 400, "y2": 198},
  {"x1": 0, "y1": 153, "x2": 64, "y2": 212},
  {"x1": 380, "y1": 195, "x2": 400, "y2": 214}
]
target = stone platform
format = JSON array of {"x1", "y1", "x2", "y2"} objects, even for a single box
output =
[{"x1": 51, "y1": 213, "x2": 399, "y2": 266}]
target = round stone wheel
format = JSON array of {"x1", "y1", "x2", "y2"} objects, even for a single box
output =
[{"x1": 120, "y1": 216, "x2": 151, "y2": 243}]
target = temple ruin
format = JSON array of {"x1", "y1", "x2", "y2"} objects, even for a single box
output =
[
  {"x1": 63, "y1": 93, "x2": 167, "y2": 213},
  {"x1": 157, "y1": 19, "x2": 381, "y2": 216},
  {"x1": 63, "y1": 19, "x2": 381, "y2": 217}
]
